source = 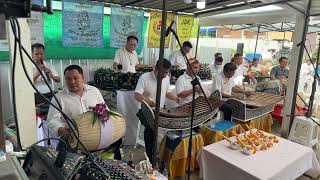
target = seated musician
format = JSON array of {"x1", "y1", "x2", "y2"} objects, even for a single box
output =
[
  {"x1": 232, "y1": 53, "x2": 257, "y2": 85},
  {"x1": 170, "y1": 41, "x2": 193, "y2": 70},
  {"x1": 46, "y1": 65, "x2": 122, "y2": 159},
  {"x1": 32, "y1": 43, "x2": 60, "y2": 104},
  {"x1": 210, "y1": 52, "x2": 224, "y2": 76},
  {"x1": 270, "y1": 57, "x2": 289, "y2": 80},
  {"x1": 212, "y1": 63, "x2": 253, "y2": 121},
  {"x1": 135, "y1": 59, "x2": 180, "y2": 161},
  {"x1": 251, "y1": 58, "x2": 263, "y2": 74},
  {"x1": 113, "y1": 35, "x2": 144, "y2": 73},
  {"x1": 176, "y1": 58, "x2": 207, "y2": 105}
]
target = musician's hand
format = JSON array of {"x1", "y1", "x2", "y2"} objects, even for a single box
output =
[
  {"x1": 175, "y1": 97, "x2": 180, "y2": 104},
  {"x1": 195, "y1": 85, "x2": 201, "y2": 93},
  {"x1": 58, "y1": 127, "x2": 70, "y2": 137},
  {"x1": 244, "y1": 91, "x2": 254, "y2": 96},
  {"x1": 147, "y1": 100, "x2": 156, "y2": 107},
  {"x1": 44, "y1": 68, "x2": 53, "y2": 77},
  {"x1": 58, "y1": 127, "x2": 74, "y2": 143},
  {"x1": 38, "y1": 64, "x2": 46, "y2": 71}
]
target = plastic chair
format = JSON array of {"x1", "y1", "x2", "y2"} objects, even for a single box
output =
[{"x1": 288, "y1": 116, "x2": 319, "y2": 147}]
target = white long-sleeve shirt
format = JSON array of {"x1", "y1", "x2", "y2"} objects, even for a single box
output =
[
  {"x1": 170, "y1": 50, "x2": 188, "y2": 70},
  {"x1": 212, "y1": 71, "x2": 235, "y2": 96},
  {"x1": 113, "y1": 48, "x2": 138, "y2": 73},
  {"x1": 135, "y1": 71, "x2": 171, "y2": 109},
  {"x1": 46, "y1": 85, "x2": 105, "y2": 135},
  {"x1": 176, "y1": 72, "x2": 203, "y2": 105},
  {"x1": 33, "y1": 62, "x2": 59, "y2": 93}
]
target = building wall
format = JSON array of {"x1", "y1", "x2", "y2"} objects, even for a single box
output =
[
  {"x1": 216, "y1": 28, "x2": 267, "y2": 39},
  {"x1": 216, "y1": 28, "x2": 293, "y2": 41}
]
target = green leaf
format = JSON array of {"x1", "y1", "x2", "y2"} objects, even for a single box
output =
[
  {"x1": 108, "y1": 111, "x2": 122, "y2": 117},
  {"x1": 92, "y1": 115, "x2": 97, "y2": 127}
]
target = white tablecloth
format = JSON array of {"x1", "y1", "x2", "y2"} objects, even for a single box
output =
[
  {"x1": 197, "y1": 132, "x2": 320, "y2": 180},
  {"x1": 117, "y1": 90, "x2": 140, "y2": 146},
  {"x1": 117, "y1": 80, "x2": 213, "y2": 146}
]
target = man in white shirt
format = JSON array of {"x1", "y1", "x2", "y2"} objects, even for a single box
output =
[
  {"x1": 46, "y1": 65, "x2": 122, "y2": 158},
  {"x1": 232, "y1": 53, "x2": 256, "y2": 86},
  {"x1": 212, "y1": 63, "x2": 253, "y2": 120},
  {"x1": 251, "y1": 58, "x2": 262, "y2": 74},
  {"x1": 113, "y1": 36, "x2": 144, "y2": 73},
  {"x1": 170, "y1": 41, "x2": 193, "y2": 69},
  {"x1": 135, "y1": 59, "x2": 180, "y2": 161},
  {"x1": 301, "y1": 59, "x2": 314, "y2": 76},
  {"x1": 32, "y1": 43, "x2": 60, "y2": 96},
  {"x1": 176, "y1": 59, "x2": 205, "y2": 105},
  {"x1": 210, "y1": 53, "x2": 224, "y2": 80}
]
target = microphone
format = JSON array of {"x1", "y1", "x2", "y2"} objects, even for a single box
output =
[
  {"x1": 165, "y1": 21, "x2": 174, "y2": 37},
  {"x1": 40, "y1": 59, "x2": 51, "y2": 81}
]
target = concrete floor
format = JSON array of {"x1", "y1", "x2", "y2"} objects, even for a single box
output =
[{"x1": 122, "y1": 119, "x2": 320, "y2": 180}]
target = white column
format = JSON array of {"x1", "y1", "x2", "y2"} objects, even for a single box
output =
[
  {"x1": 6, "y1": 19, "x2": 37, "y2": 147},
  {"x1": 281, "y1": 9, "x2": 310, "y2": 137}
]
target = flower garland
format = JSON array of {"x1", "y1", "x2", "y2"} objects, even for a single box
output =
[{"x1": 89, "y1": 103, "x2": 121, "y2": 126}]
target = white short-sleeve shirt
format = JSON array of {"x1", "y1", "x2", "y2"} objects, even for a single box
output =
[
  {"x1": 212, "y1": 71, "x2": 235, "y2": 96},
  {"x1": 46, "y1": 85, "x2": 105, "y2": 135},
  {"x1": 135, "y1": 71, "x2": 171, "y2": 108},
  {"x1": 114, "y1": 47, "x2": 138, "y2": 73},
  {"x1": 33, "y1": 62, "x2": 59, "y2": 94},
  {"x1": 175, "y1": 72, "x2": 202, "y2": 105},
  {"x1": 301, "y1": 63, "x2": 314, "y2": 76},
  {"x1": 234, "y1": 64, "x2": 245, "y2": 86},
  {"x1": 169, "y1": 50, "x2": 188, "y2": 70}
]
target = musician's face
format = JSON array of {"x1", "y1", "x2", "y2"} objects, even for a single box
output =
[
  {"x1": 279, "y1": 58, "x2": 288, "y2": 68},
  {"x1": 224, "y1": 70, "x2": 235, "y2": 79},
  {"x1": 188, "y1": 63, "x2": 200, "y2": 75},
  {"x1": 65, "y1": 69, "x2": 85, "y2": 94},
  {"x1": 182, "y1": 46, "x2": 191, "y2": 54},
  {"x1": 126, "y1": 39, "x2": 138, "y2": 53},
  {"x1": 155, "y1": 68, "x2": 170, "y2": 79},
  {"x1": 32, "y1": 47, "x2": 45, "y2": 64},
  {"x1": 234, "y1": 56, "x2": 243, "y2": 65}
]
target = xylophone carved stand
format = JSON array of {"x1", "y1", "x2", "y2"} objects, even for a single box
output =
[{"x1": 166, "y1": 21, "x2": 212, "y2": 180}]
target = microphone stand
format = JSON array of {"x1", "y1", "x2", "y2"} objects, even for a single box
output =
[{"x1": 167, "y1": 26, "x2": 212, "y2": 180}]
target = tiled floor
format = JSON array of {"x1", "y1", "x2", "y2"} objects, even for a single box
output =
[{"x1": 123, "y1": 118, "x2": 320, "y2": 180}]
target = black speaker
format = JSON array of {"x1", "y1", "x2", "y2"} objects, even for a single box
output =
[
  {"x1": 0, "y1": 0, "x2": 31, "y2": 19},
  {"x1": 23, "y1": 145, "x2": 84, "y2": 180}
]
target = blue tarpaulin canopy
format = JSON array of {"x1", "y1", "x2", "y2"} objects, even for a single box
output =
[{"x1": 245, "y1": 53, "x2": 262, "y2": 61}]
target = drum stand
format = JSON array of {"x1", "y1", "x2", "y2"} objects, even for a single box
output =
[{"x1": 166, "y1": 22, "x2": 212, "y2": 180}]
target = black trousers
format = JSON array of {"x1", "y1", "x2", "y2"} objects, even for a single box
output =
[
  {"x1": 219, "y1": 103, "x2": 233, "y2": 121},
  {"x1": 112, "y1": 138, "x2": 122, "y2": 160},
  {"x1": 136, "y1": 109, "x2": 154, "y2": 161}
]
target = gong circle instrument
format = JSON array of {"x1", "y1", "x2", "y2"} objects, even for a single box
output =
[
  {"x1": 226, "y1": 92, "x2": 283, "y2": 122},
  {"x1": 141, "y1": 91, "x2": 222, "y2": 130},
  {"x1": 170, "y1": 68, "x2": 186, "y2": 84},
  {"x1": 198, "y1": 64, "x2": 212, "y2": 80},
  {"x1": 93, "y1": 68, "x2": 152, "y2": 91}
]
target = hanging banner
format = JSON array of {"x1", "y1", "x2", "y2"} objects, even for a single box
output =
[
  {"x1": 28, "y1": 0, "x2": 44, "y2": 45},
  {"x1": 62, "y1": 0, "x2": 104, "y2": 48},
  {"x1": 147, "y1": 11, "x2": 174, "y2": 48},
  {"x1": 110, "y1": 5, "x2": 144, "y2": 49},
  {"x1": 0, "y1": 40, "x2": 8, "y2": 52},
  {"x1": 177, "y1": 15, "x2": 194, "y2": 44},
  {"x1": 27, "y1": 12, "x2": 44, "y2": 45},
  {"x1": 191, "y1": 18, "x2": 199, "y2": 38}
]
